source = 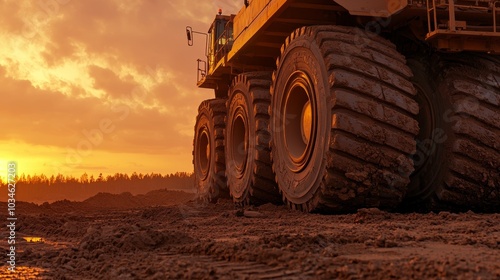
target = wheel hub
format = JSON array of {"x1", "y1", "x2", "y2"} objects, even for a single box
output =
[
  {"x1": 301, "y1": 101, "x2": 312, "y2": 144},
  {"x1": 197, "y1": 129, "x2": 210, "y2": 177},
  {"x1": 231, "y1": 114, "x2": 248, "y2": 175},
  {"x1": 283, "y1": 72, "x2": 316, "y2": 172}
]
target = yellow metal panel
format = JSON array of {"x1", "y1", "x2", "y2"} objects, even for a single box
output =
[
  {"x1": 228, "y1": 0, "x2": 408, "y2": 66},
  {"x1": 229, "y1": 0, "x2": 288, "y2": 62},
  {"x1": 234, "y1": 0, "x2": 272, "y2": 38},
  {"x1": 334, "y1": 0, "x2": 408, "y2": 17}
]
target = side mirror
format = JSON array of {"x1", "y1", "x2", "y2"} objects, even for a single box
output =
[
  {"x1": 185, "y1": 26, "x2": 208, "y2": 56},
  {"x1": 186, "y1": 26, "x2": 193, "y2": 46}
]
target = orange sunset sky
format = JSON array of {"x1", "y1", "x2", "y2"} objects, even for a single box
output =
[{"x1": 0, "y1": 0, "x2": 240, "y2": 179}]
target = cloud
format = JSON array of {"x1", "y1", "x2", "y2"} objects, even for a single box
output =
[
  {"x1": 88, "y1": 65, "x2": 138, "y2": 99},
  {"x1": 0, "y1": 64, "x2": 195, "y2": 155},
  {"x1": 0, "y1": 0, "x2": 245, "y2": 175}
]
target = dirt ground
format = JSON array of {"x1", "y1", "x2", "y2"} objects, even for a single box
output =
[{"x1": 1, "y1": 190, "x2": 499, "y2": 279}]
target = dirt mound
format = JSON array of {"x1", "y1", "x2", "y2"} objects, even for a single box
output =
[
  {"x1": 10, "y1": 189, "x2": 196, "y2": 215},
  {"x1": 82, "y1": 189, "x2": 195, "y2": 210},
  {"x1": 83, "y1": 192, "x2": 143, "y2": 209},
  {"x1": 137, "y1": 189, "x2": 196, "y2": 206},
  {"x1": 79, "y1": 224, "x2": 196, "y2": 253},
  {"x1": 0, "y1": 201, "x2": 43, "y2": 215}
]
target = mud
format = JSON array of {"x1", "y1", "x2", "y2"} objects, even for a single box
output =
[{"x1": 1, "y1": 191, "x2": 499, "y2": 279}]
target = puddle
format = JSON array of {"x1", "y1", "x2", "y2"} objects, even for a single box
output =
[
  {"x1": 0, "y1": 266, "x2": 49, "y2": 279},
  {"x1": 23, "y1": 237, "x2": 44, "y2": 243}
]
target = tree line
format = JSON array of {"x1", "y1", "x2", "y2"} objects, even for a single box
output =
[{"x1": 0, "y1": 172, "x2": 195, "y2": 203}]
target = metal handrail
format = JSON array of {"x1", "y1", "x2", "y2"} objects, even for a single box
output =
[
  {"x1": 212, "y1": 24, "x2": 234, "y2": 72},
  {"x1": 197, "y1": 59, "x2": 207, "y2": 84},
  {"x1": 494, "y1": 1, "x2": 500, "y2": 32},
  {"x1": 427, "y1": 0, "x2": 500, "y2": 33},
  {"x1": 215, "y1": 29, "x2": 228, "y2": 63},
  {"x1": 427, "y1": 0, "x2": 439, "y2": 33}
]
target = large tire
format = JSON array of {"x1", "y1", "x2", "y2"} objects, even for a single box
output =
[
  {"x1": 225, "y1": 72, "x2": 280, "y2": 205},
  {"x1": 270, "y1": 26, "x2": 419, "y2": 212},
  {"x1": 407, "y1": 54, "x2": 500, "y2": 212},
  {"x1": 193, "y1": 99, "x2": 227, "y2": 202}
]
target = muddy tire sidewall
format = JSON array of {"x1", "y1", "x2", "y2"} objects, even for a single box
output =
[
  {"x1": 193, "y1": 100, "x2": 226, "y2": 201},
  {"x1": 226, "y1": 91, "x2": 254, "y2": 201},
  {"x1": 271, "y1": 34, "x2": 330, "y2": 205}
]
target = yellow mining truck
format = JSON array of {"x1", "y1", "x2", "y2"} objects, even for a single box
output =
[{"x1": 187, "y1": 0, "x2": 499, "y2": 212}]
